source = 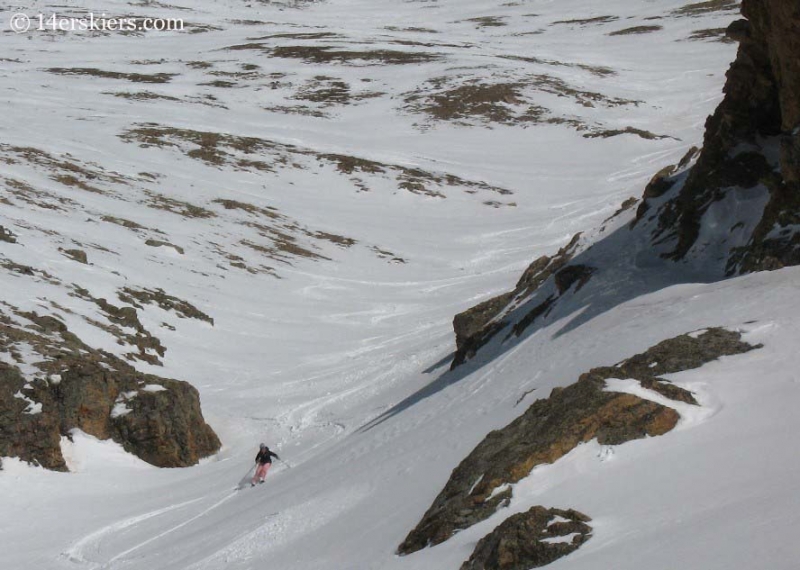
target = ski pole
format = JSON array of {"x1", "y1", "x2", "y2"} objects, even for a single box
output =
[{"x1": 278, "y1": 458, "x2": 292, "y2": 470}]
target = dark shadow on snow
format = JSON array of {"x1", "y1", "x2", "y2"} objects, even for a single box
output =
[{"x1": 358, "y1": 199, "x2": 730, "y2": 433}]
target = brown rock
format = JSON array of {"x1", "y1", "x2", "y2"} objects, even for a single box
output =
[
  {"x1": 640, "y1": 0, "x2": 800, "y2": 272},
  {"x1": 0, "y1": 226, "x2": 17, "y2": 244},
  {"x1": 398, "y1": 328, "x2": 758, "y2": 555},
  {"x1": 0, "y1": 311, "x2": 220, "y2": 470},
  {"x1": 61, "y1": 249, "x2": 88, "y2": 264},
  {"x1": 460, "y1": 507, "x2": 592, "y2": 570},
  {"x1": 451, "y1": 234, "x2": 583, "y2": 368}
]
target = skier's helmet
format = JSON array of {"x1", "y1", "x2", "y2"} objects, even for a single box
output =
[{"x1": 260, "y1": 443, "x2": 267, "y2": 449}]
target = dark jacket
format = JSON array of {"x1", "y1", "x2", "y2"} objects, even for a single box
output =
[{"x1": 255, "y1": 448, "x2": 279, "y2": 465}]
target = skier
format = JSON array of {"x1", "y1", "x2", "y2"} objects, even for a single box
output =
[{"x1": 252, "y1": 443, "x2": 280, "y2": 486}]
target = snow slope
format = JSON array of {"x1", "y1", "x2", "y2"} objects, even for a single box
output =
[{"x1": 4, "y1": 0, "x2": 798, "y2": 569}]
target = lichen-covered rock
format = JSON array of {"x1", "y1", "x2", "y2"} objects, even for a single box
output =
[
  {"x1": 398, "y1": 329, "x2": 757, "y2": 555},
  {"x1": 0, "y1": 310, "x2": 220, "y2": 470},
  {"x1": 460, "y1": 507, "x2": 592, "y2": 570}
]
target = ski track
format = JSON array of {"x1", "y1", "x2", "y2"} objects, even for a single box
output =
[
  {"x1": 62, "y1": 497, "x2": 205, "y2": 568},
  {"x1": 0, "y1": 0, "x2": 778, "y2": 569},
  {"x1": 105, "y1": 492, "x2": 239, "y2": 566}
]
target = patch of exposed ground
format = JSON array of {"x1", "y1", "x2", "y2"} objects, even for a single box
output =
[
  {"x1": 671, "y1": 0, "x2": 740, "y2": 17},
  {"x1": 121, "y1": 124, "x2": 511, "y2": 199},
  {"x1": 584, "y1": 127, "x2": 674, "y2": 140},
  {"x1": 118, "y1": 287, "x2": 213, "y2": 324},
  {"x1": 403, "y1": 73, "x2": 639, "y2": 128},
  {"x1": 0, "y1": 145, "x2": 130, "y2": 196},
  {"x1": 100, "y1": 215, "x2": 146, "y2": 231},
  {"x1": 198, "y1": 79, "x2": 239, "y2": 89},
  {"x1": 371, "y1": 247, "x2": 406, "y2": 264},
  {"x1": 398, "y1": 329, "x2": 759, "y2": 555},
  {"x1": 122, "y1": 125, "x2": 284, "y2": 171},
  {"x1": 146, "y1": 192, "x2": 216, "y2": 219},
  {"x1": 499, "y1": 55, "x2": 616, "y2": 78},
  {"x1": 210, "y1": 242, "x2": 277, "y2": 277},
  {"x1": 1, "y1": 178, "x2": 75, "y2": 212},
  {"x1": 47, "y1": 67, "x2": 176, "y2": 83},
  {"x1": 271, "y1": 45, "x2": 440, "y2": 65},
  {"x1": 384, "y1": 26, "x2": 439, "y2": 34},
  {"x1": 553, "y1": 15, "x2": 619, "y2": 25},
  {"x1": 71, "y1": 285, "x2": 166, "y2": 365},
  {"x1": 108, "y1": 91, "x2": 181, "y2": 102},
  {"x1": 212, "y1": 199, "x2": 280, "y2": 218},
  {"x1": 247, "y1": 31, "x2": 342, "y2": 41},
  {"x1": 405, "y1": 80, "x2": 541, "y2": 125},
  {"x1": 60, "y1": 248, "x2": 88, "y2": 264},
  {"x1": 211, "y1": 199, "x2": 360, "y2": 267},
  {"x1": 687, "y1": 27, "x2": 735, "y2": 42},
  {"x1": 264, "y1": 105, "x2": 330, "y2": 118},
  {"x1": 145, "y1": 239, "x2": 184, "y2": 254},
  {"x1": 464, "y1": 16, "x2": 507, "y2": 28},
  {"x1": 0, "y1": 257, "x2": 60, "y2": 285},
  {"x1": 292, "y1": 77, "x2": 384, "y2": 107},
  {"x1": 241, "y1": 233, "x2": 329, "y2": 263},
  {"x1": 608, "y1": 25, "x2": 663, "y2": 36}
]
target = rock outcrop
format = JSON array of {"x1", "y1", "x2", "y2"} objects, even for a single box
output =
[
  {"x1": 640, "y1": 0, "x2": 800, "y2": 273},
  {"x1": 402, "y1": 0, "x2": 793, "y2": 564},
  {"x1": 449, "y1": 0, "x2": 799, "y2": 371},
  {"x1": 398, "y1": 329, "x2": 758, "y2": 555},
  {"x1": 0, "y1": 226, "x2": 16, "y2": 244},
  {"x1": 0, "y1": 311, "x2": 220, "y2": 470},
  {"x1": 451, "y1": 233, "x2": 584, "y2": 368},
  {"x1": 460, "y1": 507, "x2": 592, "y2": 570}
]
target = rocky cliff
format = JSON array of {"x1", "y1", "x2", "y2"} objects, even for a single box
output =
[
  {"x1": 641, "y1": 0, "x2": 800, "y2": 273},
  {"x1": 451, "y1": 0, "x2": 800, "y2": 370},
  {"x1": 0, "y1": 310, "x2": 220, "y2": 471}
]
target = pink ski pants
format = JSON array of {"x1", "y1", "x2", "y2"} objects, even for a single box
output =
[{"x1": 253, "y1": 462, "x2": 271, "y2": 483}]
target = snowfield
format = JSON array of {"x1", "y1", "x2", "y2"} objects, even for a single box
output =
[{"x1": 3, "y1": 0, "x2": 799, "y2": 569}]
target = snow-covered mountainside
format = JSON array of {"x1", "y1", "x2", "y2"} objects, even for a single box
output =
[{"x1": 2, "y1": 0, "x2": 799, "y2": 568}]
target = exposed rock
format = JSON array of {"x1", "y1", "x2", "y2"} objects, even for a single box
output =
[
  {"x1": 451, "y1": 234, "x2": 582, "y2": 368},
  {"x1": 582, "y1": 126, "x2": 671, "y2": 140},
  {"x1": 145, "y1": 239, "x2": 185, "y2": 255},
  {"x1": 639, "y1": 0, "x2": 800, "y2": 273},
  {"x1": 61, "y1": 248, "x2": 88, "y2": 264},
  {"x1": 454, "y1": 0, "x2": 797, "y2": 368},
  {"x1": 553, "y1": 264, "x2": 594, "y2": 294},
  {"x1": 0, "y1": 310, "x2": 220, "y2": 470},
  {"x1": 71, "y1": 286, "x2": 167, "y2": 365},
  {"x1": 460, "y1": 507, "x2": 592, "y2": 570},
  {"x1": 118, "y1": 287, "x2": 214, "y2": 325},
  {"x1": 452, "y1": 293, "x2": 514, "y2": 359},
  {"x1": 398, "y1": 329, "x2": 758, "y2": 555},
  {"x1": 0, "y1": 226, "x2": 16, "y2": 244}
]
